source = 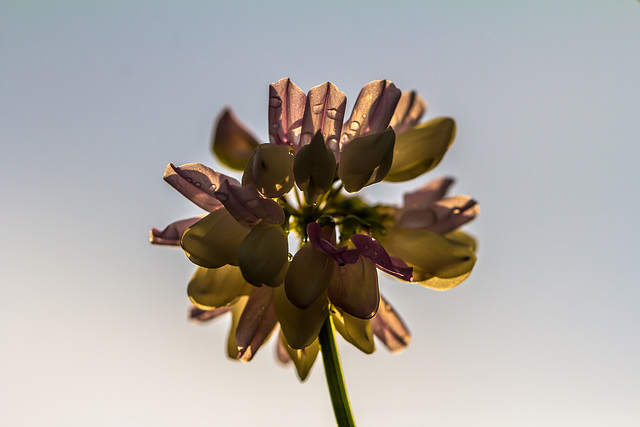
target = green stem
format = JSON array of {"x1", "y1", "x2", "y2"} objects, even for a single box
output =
[{"x1": 319, "y1": 314, "x2": 356, "y2": 427}]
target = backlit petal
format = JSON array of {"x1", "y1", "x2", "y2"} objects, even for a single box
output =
[
  {"x1": 212, "y1": 108, "x2": 260, "y2": 171},
  {"x1": 331, "y1": 306, "x2": 375, "y2": 354},
  {"x1": 389, "y1": 90, "x2": 427, "y2": 134},
  {"x1": 293, "y1": 131, "x2": 337, "y2": 205},
  {"x1": 187, "y1": 265, "x2": 253, "y2": 309},
  {"x1": 300, "y1": 82, "x2": 347, "y2": 153},
  {"x1": 329, "y1": 256, "x2": 379, "y2": 319},
  {"x1": 214, "y1": 180, "x2": 285, "y2": 227},
  {"x1": 163, "y1": 163, "x2": 239, "y2": 212},
  {"x1": 385, "y1": 117, "x2": 456, "y2": 182},
  {"x1": 268, "y1": 78, "x2": 306, "y2": 149},
  {"x1": 338, "y1": 127, "x2": 395, "y2": 193},
  {"x1": 150, "y1": 216, "x2": 203, "y2": 246},
  {"x1": 227, "y1": 296, "x2": 249, "y2": 360},
  {"x1": 235, "y1": 286, "x2": 278, "y2": 361},
  {"x1": 350, "y1": 233, "x2": 413, "y2": 281},
  {"x1": 189, "y1": 305, "x2": 232, "y2": 322},
  {"x1": 243, "y1": 144, "x2": 295, "y2": 198},
  {"x1": 402, "y1": 176, "x2": 454, "y2": 209},
  {"x1": 279, "y1": 331, "x2": 319, "y2": 382},
  {"x1": 181, "y1": 209, "x2": 249, "y2": 268},
  {"x1": 274, "y1": 285, "x2": 328, "y2": 349},
  {"x1": 371, "y1": 295, "x2": 411, "y2": 353},
  {"x1": 285, "y1": 243, "x2": 335, "y2": 309},
  {"x1": 340, "y1": 80, "x2": 401, "y2": 148},
  {"x1": 238, "y1": 221, "x2": 288, "y2": 287}
]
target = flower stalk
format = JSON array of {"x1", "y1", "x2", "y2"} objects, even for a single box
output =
[{"x1": 319, "y1": 312, "x2": 356, "y2": 427}]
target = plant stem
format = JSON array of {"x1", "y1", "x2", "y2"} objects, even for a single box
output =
[{"x1": 319, "y1": 314, "x2": 356, "y2": 427}]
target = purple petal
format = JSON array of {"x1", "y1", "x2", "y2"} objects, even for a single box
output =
[
  {"x1": 389, "y1": 91, "x2": 427, "y2": 134},
  {"x1": 300, "y1": 82, "x2": 347, "y2": 154},
  {"x1": 212, "y1": 108, "x2": 260, "y2": 170},
  {"x1": 403, "y1": 176, "x2": 455, "y2": 209},
  {"x1": 163, "y1": 163, "x2": 240, "y2": 212},
  {"x1": 150, "y1": 216, "x2": 204, "y2": 246},
  {"x1": 371, "y1": 295, "x2": 411, "y2": 353},
  {"x1": 340, "y1": 80, "x2": 401, "y2": 149},
  {"x1": 214, "y1": 180, "x2": 285, "y2": 228},
  {"x1": 350, "y1": 234, "x2": 413, "y2": 281},
  {"x1": 399, "y1": 196, "x2": 478, "y2": 235},
  {"x1": 276, "y1": 332, "x2": 292, "y2": 364},
  {"x1": 268, "y1": 78, "x2": 307, "y2": 150},
  {"x1": 235, "y1": 286, "x2": 278, "y2": 362},
  {"x1": 306, "y1": 222, "x2": 360, "y2": 265},
  {"x1": 189, "y1": 305, "x2": 232, "y2": 322}
]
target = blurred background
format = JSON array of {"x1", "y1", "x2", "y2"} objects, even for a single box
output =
[{"x1": 2, "y1": 1, "x2": 639, "y2": 426}]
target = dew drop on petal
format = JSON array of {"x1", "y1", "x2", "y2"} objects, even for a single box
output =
[
  {"x1": 209, "y1": 184, "x2": 217, "y2": 192},
  {"x1": 372, "y1": 250, "x2": 378, "y2": 256},
  {"x1": 269, "y1": 96, "x2": 282, "y2": 108},
  {"x1": 311, "y1": 104, "x2": 324, "y2": 114},
  {"x1": 452, "y1": 208, "x2": 461, "y2": 215},
  {"x1": 287, "y1": 253, "x2": 293, "y2": 261},
  {"x1": 186, "y1": 178, "x2": 193, "y2": 183},
  {"x1": 362, "y1": 113, "x2": 367, "y2": 119},
  {"x1": 326, "y1": 108, "x2": 339, "y2": 119},
  {"x1": 350, "y1": 121, "x2": 361, "y2": 131},
  {"x1": 271, "y1": 123, "x2": 279, "y2": 129},
  {"x1": 195, "y1": 182, "x2": 201, "y2": 188},
  {"x1": 363, "y1": 243, "x2": 369, "y2": 250}
]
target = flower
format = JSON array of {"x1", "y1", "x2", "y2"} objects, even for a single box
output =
[{"x1": 151, "y1": 78, "x2": 479, "y2": 380}]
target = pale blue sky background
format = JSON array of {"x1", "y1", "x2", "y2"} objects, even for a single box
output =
[{"x1": 1, "y1": 1, "x2": 639, "y2": 426}]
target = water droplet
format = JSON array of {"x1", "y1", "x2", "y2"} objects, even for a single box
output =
[
  {"x1": 195, "y1": 182, "x2": 201, "y2": 188},
  {"x1": 287, "y1": 253, "x2": 293, "y2": 261},
  {"x1": 350, "y1": 121, "x2": 361, "y2": 131},
  {"x1": 209, "y1": 184, "x2": 217, "y2": 192},
  {"x1": 326, "y1": 108, "x2": 339, "y2": 119},
  {"x1": 186, "y1": 178, "x2": 193, "y2": 183},
  {"x1": 361, "y1": 113, "x2": 367, "y2": 119},
  {"x1": 363, "y1": 243, "x2": 369, "y2": 250},
  {"x1": 372, "y1": 250, "x2": 378, "y2": 257},
  {"x1": 311, "y1": 104, "x2": 324, "y2": 114},
  {"x1": 269, "y1": 96, "x2": 282, "y2": 108},
  {"x1": 271, "y1": 123, "x2": 279, "y2": 129},
  {"x1": 452, "y1": 208, "x2": 461, "y2": 215}
]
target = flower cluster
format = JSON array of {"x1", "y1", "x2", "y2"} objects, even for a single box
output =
[{"x1": 151, "y1": 78, "x2": 479, "y2": 380}]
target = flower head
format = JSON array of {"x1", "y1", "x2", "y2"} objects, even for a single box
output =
[{"x1": 151, "y1": 78, "x2": 479, "y2": 380}]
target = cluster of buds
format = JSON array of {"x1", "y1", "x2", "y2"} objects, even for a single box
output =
[{"x1": 151, "y1": 78, "x2": 479, "y2": 380}]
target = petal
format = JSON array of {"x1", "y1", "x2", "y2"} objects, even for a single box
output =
[
  {"x1": 331, "y1": 306, "x2": 375, "y2": 354},
  {"x1": 181, "y1": 209, "x2": 250, "y2": 268},
  {"x1": 446, "y1": 230, "x2": 478, "y2": 252},
  {"x1": 371, "y1": 295, "x2": 411, "y2": 353},
  {"x1": 307, "y1": 222, "x2": 360, "y2": 265},
  {"x1": 338, "y1": 127, "x2": 395, "y2": 193},
  {"x1": 378, "y1": 227, "x2": 476, "y2": 279},
  {"x1": 243, "y1": 144, "x2": 295, "y2": 198},
  {"x1": 150, "y1": 216, "x2": 203, "y2": 246},
  {"x1": 328, "y1": 256, "x2": 379, "y2": 319},
  {"x1": 350, "y1": 234, "x2": 413, "y2": 281},
  {"x1": 268, "y1": 78, "x2": 306, "y2": 149},
  {"x1": 187, "y1": 265, "x2": 253, "y2": 309},
  {"x1": 226, "y1": 296, "x2": 249, "y2": 360},
  {"x1": 189, "y1": 305, "x2": 232, "y2": 322},
  {"x1": 402, "y1": 176, "x2": 455, "y2": 210},
  {"x1": 285, "y1": 243, "x2": 335, "y2": 309},
  {"x1": 163, "y1": 163, "x2": 240, "y2": 212},
  {"x1": 276, "y1": 334, "x2": 291, "y2": 364},
  {"x1": 293, "y1": 131, "x2": 337, "y2": 205},
  {"x1": 385, "y1": 117, "x2": 456, "y2": 182},
  {"x1": 389, "y1": 90, "x2": 427, "y2": 134},
  {"x1": 300, "y1": 82, "x2": 347, "y2": 154},
  {"x1": 340, "y1": 80, "x2": 401, "y2": 148},
  {"x1": 413, "y1": 268, "x2": 472, "y2": 291},
  {"x1": 212, "y1": 108, "x2": 260, "y2": 171},
  {"x1": 400, "y1": 196, "x2": 478, "y2": 234},
  {"x1": 238, "y1": 221, "x2": 288, "y2": 287},
  {"x1": 235, "y1": 286, "x2": 278, "y2": 361},
  {"x1": 274, "y1": 284, "x2": 328, "y2": 349},
  {"x1": 279, "y1": 331, "x2": 319, "y2": 382},
  {"x1": 215, "y1": 180, "x2": 285, "y2": 227}
]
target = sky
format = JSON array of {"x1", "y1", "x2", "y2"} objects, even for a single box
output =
[{"x1": 1, "y1": 1, "x2": 639, "y2": 426}]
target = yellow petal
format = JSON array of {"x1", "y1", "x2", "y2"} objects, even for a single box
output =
[
  {"x1": 378, "y1": 226, "x2": 475, "y2": 278},
  {"x1": 384, "y1": 117, "x2": 456, "y2": 182},
  {"x1": 279, "y1": 330, "x2": 319, "y2": 382},
  {"x1": 331, "y1": 307, "x2": 375, "y2": 354},
  {"x1": 338, "y1": 128, "x2": 395, "y2": 193},
  {"x1": 187, "y1": 265, "x2": 253, "y2": 309},
  {"x1": 238, "y1": 221, "x2": 288, "y2": 287},
  {"x1": 285, "y1": 243, "x2": 335, "y2": 309},
  {"x1": 243, "y1": 144, "x2": 294, "y2": 198},
  {"x1": 274, "y1": 285, "x2": 327, "y2": 349},
  {"x1": 226, "y1": 296, "x2": 249, "y2": 360},
  {"x1": 181, "y1": 209, "x2": 250, "y2": 268}
]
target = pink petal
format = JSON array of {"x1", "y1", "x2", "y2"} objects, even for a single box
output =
[
  {"x1": 389, "y1": 91, "x2": 427, "y2": 134},
  {"x1": 350, "y1": 234, "x2": 413, "y2": 281},
  {"x1": 214, "y1": 180, "x2": 285, "y2": 228},
  {"x1": 276, "y1": 333, "x2": 292, "y2": 364},
  {"x1": 163, "y1": 163, "x2": 240, "y2": 212},
  {"x1": 150, "y1": 216, "x2": 204, "y2": 246},
  {"x1": 402, "y1": 176, "x2": 455, "y2": 210},
  {"x1": 235, "y1": 286, "x2": 278, "y2": 362},
  {"x1": 306, "y1": 222, "x2": 360, "y2": 265},
  {"x1": 340, "y1": 80, "x2": 401, "y2": 149},
  {"x1": 268, "y1": 78, "x2": 307, "y2": 150},
  {"x1": 371, "y1": 295, "x2": 411, "y2": 353},
  {"x1": 189, "y1": 305, "x2": 232, "y2": 322},
  {"x1": 300, "y1": 82, "x2": 347, "y2": 154},
  {"x1": 400, "y1": 196, "x2": 478, "y2": 235}
]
